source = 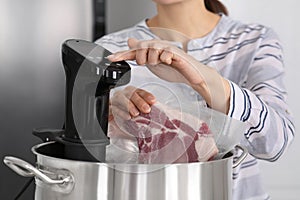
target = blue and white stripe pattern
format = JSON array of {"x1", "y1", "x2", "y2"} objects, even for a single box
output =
[{"x1": 95, "y1": 14, "x2": 295, "y2": 200}]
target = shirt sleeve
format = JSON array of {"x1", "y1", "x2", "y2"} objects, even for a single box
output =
[{"x1": 227, "y1": 28, "x2": 295, "y2": 162}]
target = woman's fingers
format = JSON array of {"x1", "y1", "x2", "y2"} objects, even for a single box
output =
[
  {"x1": 108, "y1": 38, "x2": 171, "y2": 65},
  {"x1": 111, "y1": 91, "x2": 140, "y2": 117},
  {"x1": 160, "y1": 49, "x2": 174, "y2": 65},
  {"x1": 127, "y1": 38, "x2": 139, "y2": 49},
  {"x1": 124, "y1": 87, "x2": 156, "y2": 114},
  {"x1": 107, "y1": 38, "x2": 145, "y2": 62},
  {"x1": 136, "y1": 89, "x2": 156, "y2": 105},
  {"x1": 131, "y1": 92, "x2": 151, "y2": 113},
  {"x1": 110, "y1": 86, "x2": 156, "y2": 120},
  {"x1": 148, "y1": 48, "x2": 161, "y2": 65},
  {"x1": 107, "y1": 50, "x2": 136, "y2": 62},
  {"x1": 136, "y1": 48, "x2": 148, "y2": 65},
  {"x1": 110, "y1": 105, "x2": 132, "y2": 120}
]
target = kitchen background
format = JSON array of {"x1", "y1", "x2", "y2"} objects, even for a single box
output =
[{"x1": 0, "y1": 0, "x2": 298, "y2": 199}]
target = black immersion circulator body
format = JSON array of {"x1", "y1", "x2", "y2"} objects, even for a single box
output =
[{"x1": 58, "y1": 39, "x2": 131, "y2": 161}]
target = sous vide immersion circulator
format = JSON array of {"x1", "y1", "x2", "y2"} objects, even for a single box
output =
[{"x1": 34, "y1": 39, "x2": 131, "y2": 162}]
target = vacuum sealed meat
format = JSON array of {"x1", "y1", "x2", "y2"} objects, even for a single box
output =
[{"x1": 109, "y1": 102, "x2": 219, "y2": 164}]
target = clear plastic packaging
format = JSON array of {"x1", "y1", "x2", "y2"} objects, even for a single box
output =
[{"x1": 106, "y1": 82, "x2": 247, "y2": 164}]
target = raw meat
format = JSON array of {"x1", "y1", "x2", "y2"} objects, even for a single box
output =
[{"x1": 110, "y1": 102, "x2": 219, "y2": 164}]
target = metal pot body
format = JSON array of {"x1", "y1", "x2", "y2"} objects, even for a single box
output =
[{"x1": 4, "y1": 142, "x2": 247, "y2": 200}]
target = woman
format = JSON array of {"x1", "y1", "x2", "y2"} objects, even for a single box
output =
[{"x1": 96, "y1": 0, "x2": 295, "y2": 199}]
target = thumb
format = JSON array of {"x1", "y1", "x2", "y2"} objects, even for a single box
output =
[{"x1": 128, "y1": 38, "x2": 139, "y2": 49}]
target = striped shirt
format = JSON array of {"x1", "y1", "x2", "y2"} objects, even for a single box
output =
[{"x1": 95, "y1": 14, "x2": 295, "y2": 200}]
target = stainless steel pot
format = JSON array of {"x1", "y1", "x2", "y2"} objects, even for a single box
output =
[{"x1": 4, "y1": 142, "x2": 247, "y2": 200}]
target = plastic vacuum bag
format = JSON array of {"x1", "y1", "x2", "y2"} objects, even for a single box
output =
[{"x1": 106, "y1": 82, "x2": 247, "y2": 164}]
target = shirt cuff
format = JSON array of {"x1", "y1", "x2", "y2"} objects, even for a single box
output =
[{"x1": 227, "y1": 81, "x2": 250, "y2": 122}]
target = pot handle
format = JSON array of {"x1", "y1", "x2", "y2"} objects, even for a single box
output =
[
  {"x1": 232, "y1": 145, "x2": 248, "y2": 168},
  {"x1": 3, "y1": 156, "x2": 72, "y2": 185}
]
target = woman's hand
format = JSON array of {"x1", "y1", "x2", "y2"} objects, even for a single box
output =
[
  {"x1": 108, "y1": 38, "x2": 231, "y2": 114},
  {"x1": 110, "y1": 86, "x2": 156, "y2": 120},
  {"x1": 107, "y1": 38, "x2": 199, "y2": 85}
]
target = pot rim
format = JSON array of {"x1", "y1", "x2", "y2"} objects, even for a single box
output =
[{"x1": 32, "y1": 141, "x2": 237, "y2": 167}]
